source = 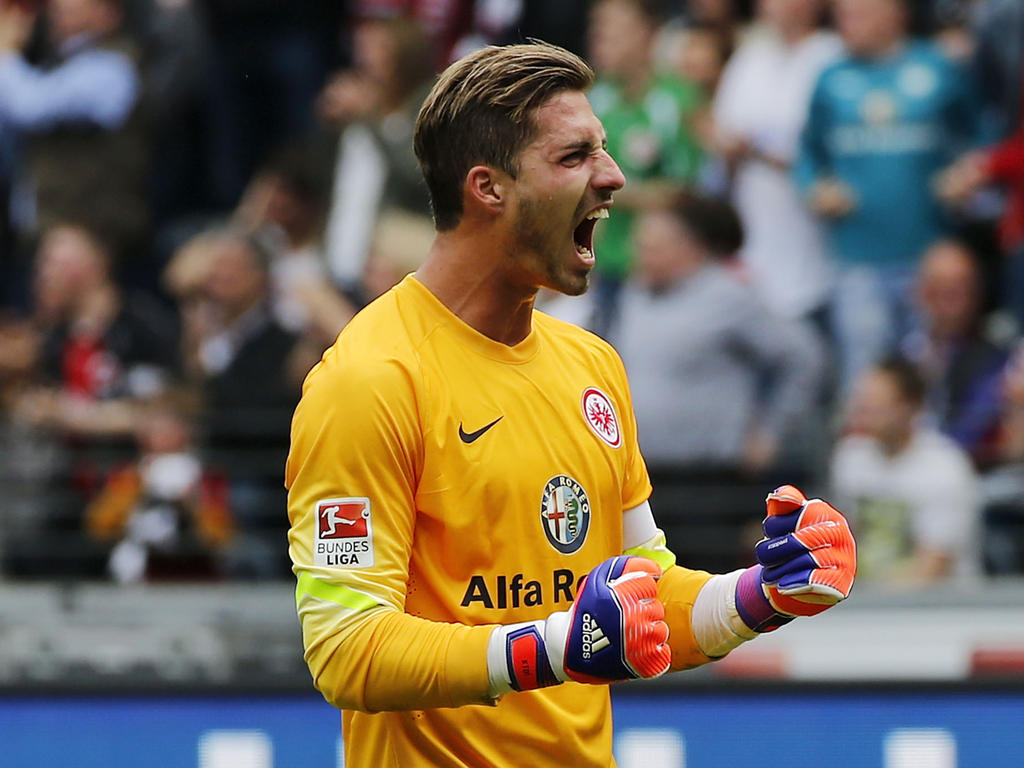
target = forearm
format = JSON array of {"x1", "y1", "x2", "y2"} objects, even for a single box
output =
[
  {"x1": 0, "y1": 51, "x2": 138, "y2": 129},
  {"x1": 657, "y1": 565, "x2": 715, "y2": 671},
  {"x1": 303, "y1": 602, "x2": 494, "y2": 712}
]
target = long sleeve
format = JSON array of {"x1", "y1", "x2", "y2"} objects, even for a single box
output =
[
  {"x1": 286, "y1": 344, "x2": 495, "y2": 712},
  {"x1": 792, "y1": 73, "x2": 832, "y2": 195},
  {"x1": 299, "y1": 584, "x2": 494, "y2": 711},
  {"x1": 659, "y1": 564, "x2": 715, "y2": 671},
  {"x1": 0, "y1": 48, "x2": 138, "y2": 130}
]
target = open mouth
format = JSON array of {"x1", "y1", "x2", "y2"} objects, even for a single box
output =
[{"x1": 573, "y1": 207, "x2": 609, "y2": 262}]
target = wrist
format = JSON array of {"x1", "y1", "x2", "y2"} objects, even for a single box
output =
[
  {"x1": 486, "y1": 616, "x2": 568, "y2": 698},
  {"x1": 735, "y1": 565, "x2": 794, "y2": 633},
  {"x1": 691, "y1": 570, "x2": 757, "y2": 658}
]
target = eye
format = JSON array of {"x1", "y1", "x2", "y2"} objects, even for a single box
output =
[{"x1": 561, "y1": 151, "x2": 588, "y2": 166}]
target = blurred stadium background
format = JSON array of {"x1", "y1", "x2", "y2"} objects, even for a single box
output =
[{"x1": 2, "y1": 0, "x2": 1024, "y2": 765}]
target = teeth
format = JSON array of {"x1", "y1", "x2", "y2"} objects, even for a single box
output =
[
  {"x1": 576, "y1": 244, "x2": 593, "y2": 257},
  {"x1": 586, "y1": 208, "x2": 610, "y2": 220}
]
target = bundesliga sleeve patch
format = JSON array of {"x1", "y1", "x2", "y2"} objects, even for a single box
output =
[{"x1": 314, "y1": 497, "x2": 374, "y2": 568}]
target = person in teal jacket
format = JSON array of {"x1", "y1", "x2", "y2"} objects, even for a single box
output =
[{"x1": 794, "y1": 0, "x2": 980, "y2": 395}]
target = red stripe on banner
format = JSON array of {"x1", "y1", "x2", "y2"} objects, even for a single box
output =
[
  {"x1": 971, "y1": 647, "x2": 1024, "y2": 676},
  {"x1": 715, "y1": 647, "x2": 787, "y2": 679}
]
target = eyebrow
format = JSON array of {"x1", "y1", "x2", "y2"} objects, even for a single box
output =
[{"x1": 556, "y1": 137, "x2": 607, "y2": 154}]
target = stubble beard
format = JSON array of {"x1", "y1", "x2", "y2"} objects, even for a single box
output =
[{"x1": 513, "y1": 195, "x2": 590, "y2": 297}]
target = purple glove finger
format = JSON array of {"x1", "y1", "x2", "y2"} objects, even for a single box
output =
[
  {"x1": 755, "y1": 533, "x2": 809, "y2": 566},
  {"x1": 762, "y1": 551, "x2": 818, "y2": 584},
  {"x1": 763, "y1": 509, "x2": 802, "y2": 538}
]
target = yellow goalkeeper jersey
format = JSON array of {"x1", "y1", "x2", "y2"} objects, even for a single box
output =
[{"x1": 286, "y1": 275, "x2": 711, "y2": 767}]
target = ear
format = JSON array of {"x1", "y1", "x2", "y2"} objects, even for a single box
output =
[{"x1": 464, "y1": 165, "x2": 508, "y2": 217}]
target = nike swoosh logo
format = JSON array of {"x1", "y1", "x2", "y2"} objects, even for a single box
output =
[{"x1": 458, "y1": 416, "x2": 503, "y2": 444}]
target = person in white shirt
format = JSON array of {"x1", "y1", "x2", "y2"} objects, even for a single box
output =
[
  {"x1": 711, "y1": 0, "x2": 841, "y2": 324},
  {"x1": 831, "y1": 356, "x2": 980, "y2": 585}
]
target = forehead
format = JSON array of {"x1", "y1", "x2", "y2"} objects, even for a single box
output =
[
  {"x1": 923, "y1": 246, "x2": 973, "y2": 278},
  {"x1": 860, "y1": 370, "x2": 902, "y2": 401},
  {"x1": 525, "y1": 90, "x2": 605, "y2": 152}
]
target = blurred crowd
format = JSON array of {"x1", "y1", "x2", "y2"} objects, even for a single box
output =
[{"x1": 0, "y1": 0, "x2": 1021, "y2": 588}]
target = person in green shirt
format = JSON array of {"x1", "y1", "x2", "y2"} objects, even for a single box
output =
[{"x1": 586, "y1": 0, "x2": 705, "y2": 335}]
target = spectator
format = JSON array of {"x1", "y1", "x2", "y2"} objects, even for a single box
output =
[
  {"x1": 170, "y1": 226, "x2": 303, "y2": 578},
  {"x1": 998, "y1": 342, "x2": 1024, "y2": 463},
  {"x1": 129, "y1": 0, "x2": 227, "y2": 225},
  {"x1": 901, "y1": 240, "x2": 1008, "y2": 465},
  {"x1": 201, "y1": 0, "x2": 339, "y2": 204},
  {"x1": 794, "y1": 0, "x2": 980, "y2": 395},
  {"x1": 233, "y1": 149, "x2": 356, "y2": 348},
  {"x1": 711, "y1": 0, "x2": 841, "y2": 328},
  {"x1": 505, "y1": 0, "x2": 593, "y2": 58},
  {"x1": 354, "y1": 0, "x2": 473, "y2": 65},
  {"x1": 586, "y1": 0, "x2": 705, "y2": 336},
  {"x1": 658, "y1": 21, "x2": 733, "y2": 98},
  {"x1": 666, "y1": 0, "x2": 750, "y2": 53},
  {"x1": 0, "y1": 222, "x2": 177, "y2": 577},
  {"x1": 11, "y1": 222, "x2": 176, "y2": 441},
  {"x1": 832, "y1": 356, "x2": 980, "y2": 585},
  {"x1": 169, "y1": 227, "x2": 303, "y2": 450},
  {"x1": 937, "y1": 93, "x2": 1024, "y2": 334},
  {"x1": 0, "y1": 0, "x2": 149, "y2": 259},
  {"x1": 613, "y1": 192, "x2": 823, "y2": 474},
  {"x1": 319, "y1": 14, "x2": 436, "y2": 289},
  {"x1": 84, "y1": 399, "x2": 233, "y2": 583},
  {"x1": 361, "y1": 209, "x2": 435, "y2": 302},
  {"x1": 970, "y1": 0, "x2": 1023, "y2": 142},
  {"x1": 983, "y1": 342, "x2": 1024, "y2": 573}
]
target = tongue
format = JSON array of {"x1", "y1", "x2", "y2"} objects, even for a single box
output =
[{"x1": 574, "y1": 218, "x2": 596, "y2": 254}]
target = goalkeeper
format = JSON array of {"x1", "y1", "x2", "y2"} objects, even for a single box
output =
[{"x1": 285, "y1": 42, "x2": 856, "y2": 768}]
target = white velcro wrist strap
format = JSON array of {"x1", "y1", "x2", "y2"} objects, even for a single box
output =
[
  {"x1": 543, "y1": 610, "x2": 570, "y2": 680},
  {"x1": 691, "y1": 570, "x2": 759, "y2": 658}
]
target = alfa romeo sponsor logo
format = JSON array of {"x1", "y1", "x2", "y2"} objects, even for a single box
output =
[
  {"x1": 540, "y1": 475, "x2": 591, "y2": 554},
  {"x1": 582, "y1": 387, "x2": 621, "y2": 448}
]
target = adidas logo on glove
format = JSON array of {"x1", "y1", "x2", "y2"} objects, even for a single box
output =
[{"x1": 580, "y1": 613, "x2": 610, "y2": 659}]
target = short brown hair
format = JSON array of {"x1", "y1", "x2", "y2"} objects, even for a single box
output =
[
  {"x1": 876, "y1": 355, "x2": 927, "y2": 407},
  {"x1": 414, "y1": 42, "x2": 594, "y2": 231},
  {"x1": 668, "y1": 191, "x2": 744, "y2": 258}
]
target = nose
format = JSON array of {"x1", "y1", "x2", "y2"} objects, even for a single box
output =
[{"x1": 594, "y1": 149, "x2": 626, "y2": 193}]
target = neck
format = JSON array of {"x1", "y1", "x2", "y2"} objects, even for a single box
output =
[
  {"x1": 415, "y1": 229, "x2": 538, "y2": 346},
  {"x1": 860, "y1": 35, "x2": 905, "y2": 61},
  {"x1": 779, "y1": 24, "x2": 815, "y2": 46},
  {"x1": 223, "y1": 297, "x2": 264, "y2": 326},
  {"x1": 880, "y1": 429, "x2": 913, "y2": 457},
  {"x1": 71, "y1": 282, "x2": 119, "y2": 337}
]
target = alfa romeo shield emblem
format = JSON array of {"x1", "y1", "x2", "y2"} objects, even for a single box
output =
[
  {"x1": 582, "y1": 387, "x2": 621, "y2": 447},
  {"x1": 540, "y1": 475, "x2": 591, "y2": 554}
]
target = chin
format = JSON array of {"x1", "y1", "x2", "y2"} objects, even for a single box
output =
[{"x1": 550, "y1": 272, "x2": 590, "y2": 297}]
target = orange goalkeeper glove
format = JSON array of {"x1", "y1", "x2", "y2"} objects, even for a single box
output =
[
  {"x1": 486, "y1": 556, "x2": 671, "y2": 694},
  {"x1": 735, "y1": 485, "x2": 857, "y2": 633}
]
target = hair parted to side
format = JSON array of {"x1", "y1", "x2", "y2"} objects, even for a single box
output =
[{"x1": 414, "y1": 42, "x2": 594, "y2": 231}]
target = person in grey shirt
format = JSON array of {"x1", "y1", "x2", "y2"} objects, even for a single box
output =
[{"x1": 612, "y1": 192, "x2": 824, "y2": 473}]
